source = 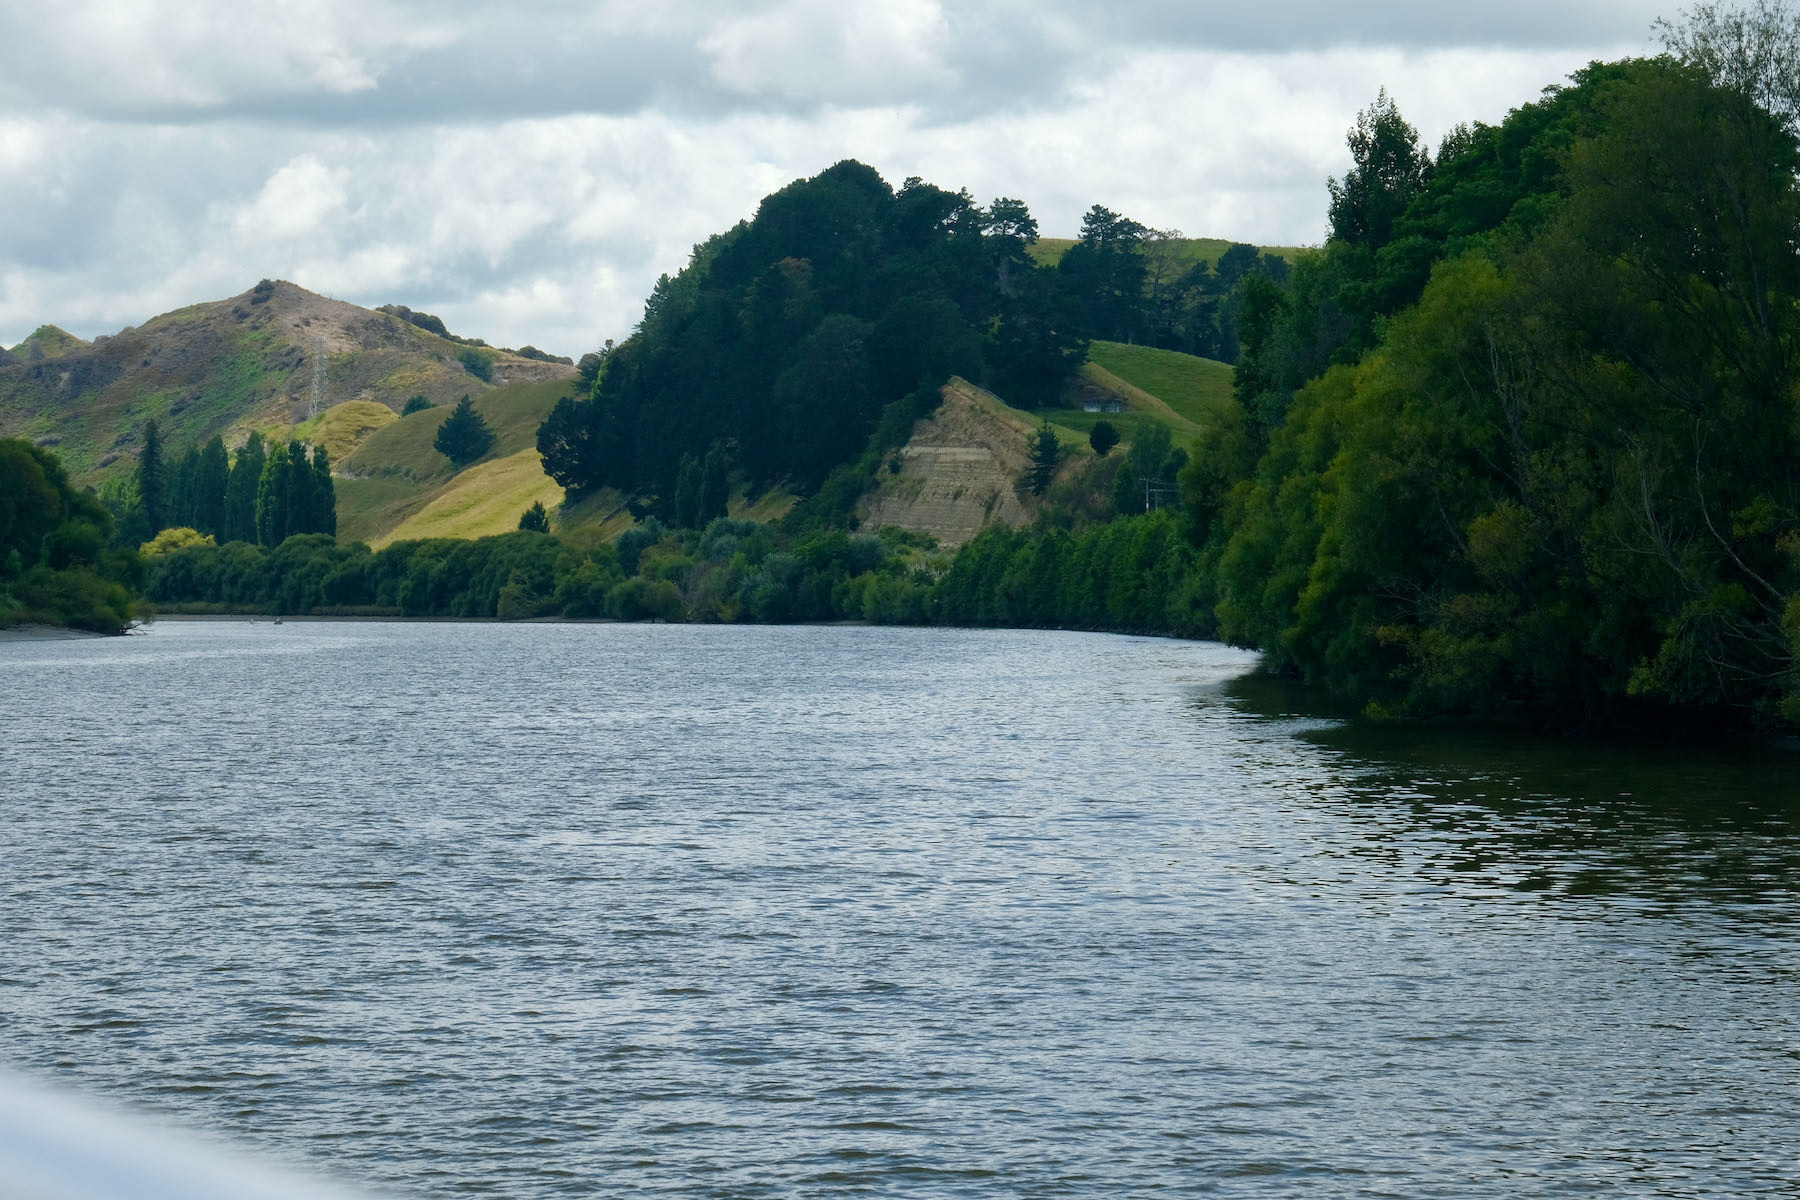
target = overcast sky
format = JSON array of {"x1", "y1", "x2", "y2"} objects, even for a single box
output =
[{"x1": 0, "y1": 0, "x2": 1671, "y2": 357}]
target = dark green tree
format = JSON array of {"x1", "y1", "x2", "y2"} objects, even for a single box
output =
[
  {"x1": 435, "y1": 395, "x2": 495, "y2": 464},
  {"x1": 136, "y1": 420, "x2": 165, "y2": 536},
  {"x1": 255, "y1": 443, "x2": 291, "y2": 547},
  {"x1": 1089, "y1": 421, "x2": 1120, "y2": 456},
  {"x1": 284, "y1": 440, "x2": 315, "y2": 540},
  {"x1": 310, "y1": 446, "x2": 336, "y2": 536},
  {"x1": 700, "y1": 442, "x2": 731, "y2": 523},
  {"x1": 518, "y1": 501, "x2": 550, "y2": 532},
  {"x1": 458, "y1": 347, "x2": 494, "y2": 382},
  {"x1": 401, "y1": 394, "x2": 435, "y2": 416},
  {"x1": 1026, "y1": 421, "x2": 1060, "y2": 496},
  {"x1": 1327, "y1": 88, "x2": 1431, "y2": 248},
  {"x1": 193, "y1": 436, "x2": 230, "y2": 538},
  {"x1": 223, "y1": 433, "x2": 265, "y2": 544}
]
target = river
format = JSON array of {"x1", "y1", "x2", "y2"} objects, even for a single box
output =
[{"x1": 2, "y1": 620, "x2": 1797, "y2": 1196}]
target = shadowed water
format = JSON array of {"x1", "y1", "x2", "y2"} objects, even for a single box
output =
[{"x1": 2, "y1": 620, "x2": 1797, "y2": 1197}]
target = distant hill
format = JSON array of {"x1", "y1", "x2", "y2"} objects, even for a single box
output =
[{"x1": 0, "y1": 280, "x2": 576, "y2": 484}]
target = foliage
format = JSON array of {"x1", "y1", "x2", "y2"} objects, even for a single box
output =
[
  {"x1": 434, "y1": 394, "x2": 495, "y2": 464},
  {"x1": 401, "y1": 394, "x2": 435, "y2": 416},
  {"x1": 0, "y1": 438, "x2": 140, "y2": 633},
  {"x1": 518, "y1": 501, "x2": 550, "y2": 533},
  {"x1": 457, "y1": 347, "x2": 494, "y2": 382},
  {"x1": 1198, "y1": 50, "x2": 1800, "y2": 729},
  {"x1": 1026, "y1": 421, "x2": 1060, "y2": 496},
  {"x1": 1088, "y1": 421, "x2": 1119, "y2": 457},
  {"x1": 141, "y1": 527, "x2": 214, "y2": 556}
]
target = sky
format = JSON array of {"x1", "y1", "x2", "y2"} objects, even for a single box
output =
[{"x1": 0, "y1": 0, "x2": 1672, "y2": 358}]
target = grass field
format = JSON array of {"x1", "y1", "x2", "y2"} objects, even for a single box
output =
[
  {"x1": 1085, "y1": 341, "x2": 1236, "y2": 427},
  {"x1": 342, "y1": 378, "x2": 572, "y2": 482},
  {"x1": 336, "y1": 378, "x2": 576, "y2": 544},
  {"x1": 1029, "y1": 236, "x2": 1307, "y2": 271},
  {"x1": 372, "y1": 449, "x2": 565, "y2": 547}
]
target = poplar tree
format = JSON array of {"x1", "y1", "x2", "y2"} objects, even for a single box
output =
[
  {"x1": 136, "y1": 420, "x2": 165, "y2": 534},
  {"x1": 194, "y1": 436, "x2": 230, "y2": 538},
  {"x1": 311, "y1": 446, "x2": 337, "y2": 536},
  {"x1": 224, "y1": 432, "x2": 265, "y2": 544},
  {"x1": 255, "y1": 442, "x2": 291, "y2": 546}
]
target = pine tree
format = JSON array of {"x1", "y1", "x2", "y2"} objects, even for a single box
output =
[
  {"x1": 434, "y1": 395, "x2": 494, "y2": 464},
  {"x1": 518, "y1": 501, "x2": 550, "y2": 532},
  {"x1": 224, "y1": 432, "x2": 265, "y2": 544},
  {"x1": 137, "y1": 420, "x2": 166, "y2": 534}
]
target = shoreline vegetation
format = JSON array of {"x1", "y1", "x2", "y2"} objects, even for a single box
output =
[{"x1": 13, "y1": 8, "x2": 1800, "y2": 736}]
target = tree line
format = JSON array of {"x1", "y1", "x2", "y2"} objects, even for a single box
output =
[
  {"x1": 118, "y1": 422, "x2": 337, "y2": 548},
  {"x1": 1173, "y1": 14, "x2": 1800, "y2": 729}
]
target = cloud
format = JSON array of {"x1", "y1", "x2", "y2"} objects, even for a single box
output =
[{"x1": 0, "y1": 1, "x2": 1675, "y2": 352}]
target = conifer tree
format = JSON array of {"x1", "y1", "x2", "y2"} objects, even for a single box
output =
[
  {"x1": 518, "y1": 501, "x2": 550, "y2": 532},
  {"x1": 434, "y1": 395, "x2": 494, "y2": 464}
]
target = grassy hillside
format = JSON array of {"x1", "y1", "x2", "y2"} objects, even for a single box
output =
[
  {"x1": 1029, "y1": 236, "x2": 1305, "y2": 270},
  {"x1": 1085, "y1": 341, "x2": 1235, "y2": 426},
  {"x1": 0, "y1": 280, "x2": 575, "y2": 485},
  {"x1": 373, "y1": 449, "x2": 566, "y2": 547},
  {"x1": 338, "y1": 378, "x2": 576, "y2": 544}
]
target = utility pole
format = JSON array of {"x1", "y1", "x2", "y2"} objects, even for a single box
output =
[{"x1": 309, "y1": 335, "x2": 326, "y2": 419}]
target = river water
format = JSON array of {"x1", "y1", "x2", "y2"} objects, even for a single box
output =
[{"x1": 2, "y1": 620, "x2": 1798, "y2": 1197}]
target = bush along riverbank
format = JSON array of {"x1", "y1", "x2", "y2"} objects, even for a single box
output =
[{"x1": 141, "y1": 512, "x2": 1209, "y2": 635}]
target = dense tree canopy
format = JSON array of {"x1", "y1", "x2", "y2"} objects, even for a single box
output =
[
  {"x1": 0, "y1": 439, "x2": 139, "y2": 632},
  {"x1": 1189, "y1": 48, "x2": 1800, "y2": 729}
]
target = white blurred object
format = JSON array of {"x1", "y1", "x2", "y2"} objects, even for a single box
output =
[{"x1": 0, "y1": 1073, "x2": 372, "y2": 1200}]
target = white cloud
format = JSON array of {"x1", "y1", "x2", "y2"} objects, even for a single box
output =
[
  {"x1": 0, "y1": 2, "x2": 1672, "y2": 354},
  {"x1": 703, "y1": 0, "x2": 958, "y2": 104}
]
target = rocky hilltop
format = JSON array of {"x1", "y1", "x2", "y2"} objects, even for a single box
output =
[{"x1": 0, "y1": 281, "x2": 575, "y2": 482}]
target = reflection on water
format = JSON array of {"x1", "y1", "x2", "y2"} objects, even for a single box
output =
[{"x1": 1, "y1": 621, "x2": 1797, "y2": 1198}]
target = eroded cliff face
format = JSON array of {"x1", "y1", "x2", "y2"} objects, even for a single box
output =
[{"x1": 857, "y1": 377, "x2": 1071, "y2": 547}]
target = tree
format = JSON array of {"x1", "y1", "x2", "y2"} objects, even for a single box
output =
[
  {"x1": 311, "y1": 446, "x2": 337, "y2": 536},
  {"x1": 518, "y1": 501, "x2": 551, "y2": 532},
  {"x1": 700, "y1": 442, "x2": 731, "y2": 523},
  {"x1": 254, "y1": 442, "x2": 291, "y2": 547},
  {"x1": 136, "y1": 420, "x2": 165, "y2": 536},
  {"x1": 1327, "y1": 89, "x2": 1430, "y2": 247},
  {"x1": 458, "y1": 347, "x2": 494, "y2": 382},
  {"x1": 1089, "y1": 421, "x2": 1120, "y2": 456},
  {"x1": 435, "y1": 395, "x2": 495, "y2": 464},
  {"x1": 401, "y1": 395, "x2": 435, "y2": 416},
  {"x1": 1026, "y1": 421, "x2": 1060, "y2": 496},
  {"x1": 284, "y1": 440, "x2": 315, "y2": 540},
  {"x1": 223, "y1": 433, "x2": 265, "y2": 544},
  {"x1": 193, "y1": 436, "x2": 230, "y2": 538}
]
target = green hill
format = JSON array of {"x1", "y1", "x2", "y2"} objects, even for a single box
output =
[
  {"x1": 1086, "y1": 341, "x2": 1235, "y2": 426},
  {"x1": 336, "y1": 378, "x2": 575, "y2": 544},
  {"x1": 0, "y1": 280, "x2": 575, "y2": 485}
]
